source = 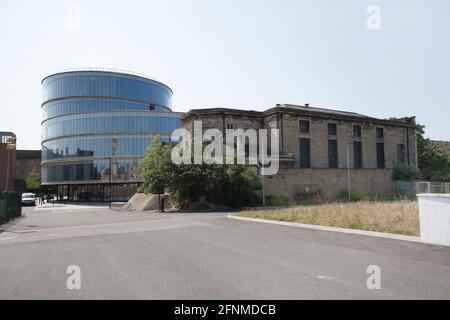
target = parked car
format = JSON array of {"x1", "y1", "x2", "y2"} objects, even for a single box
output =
[{"x1": 21, "y1": 193, "x2": 36, "y2": 206}]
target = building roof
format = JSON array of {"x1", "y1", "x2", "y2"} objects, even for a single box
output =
[
  {"x1": 41, "y1": 68, "x2": 173, "y2": 94},
  {"x1": 183, "y1": 104, "x2": 416, "y2": 128},
  {"x1": 275, "y1": 104, "x2": 373, "y2": 119}
]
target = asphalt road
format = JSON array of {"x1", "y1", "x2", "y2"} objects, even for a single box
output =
[{"x1": 0, "y1": 206, "x2": 449, "y2": 299}]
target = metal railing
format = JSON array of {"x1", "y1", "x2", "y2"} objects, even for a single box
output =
[{"x1": 416, "y1": 181, "x2": 450, "y2": 194}]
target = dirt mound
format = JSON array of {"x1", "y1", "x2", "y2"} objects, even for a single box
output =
[{"x1": 123, "y1": 193, "x2": 176, "y2": 212}]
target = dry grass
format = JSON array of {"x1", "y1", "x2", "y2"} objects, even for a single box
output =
[{"x1": 239, "y1": 201, "x2": 419, "y2": 236}]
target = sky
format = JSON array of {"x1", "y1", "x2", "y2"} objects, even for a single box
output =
[{"x1": 0, "y1": 0, "x2": 449, "y2": 150}]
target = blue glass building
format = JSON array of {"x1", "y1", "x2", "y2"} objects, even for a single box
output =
[{"x1": 41, "y1": 69, "x2": 182, "y2": 201}]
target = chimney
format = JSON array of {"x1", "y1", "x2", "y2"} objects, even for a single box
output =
[{"x1": 305, "y1": 103, "x2": 310, "y2": 108}]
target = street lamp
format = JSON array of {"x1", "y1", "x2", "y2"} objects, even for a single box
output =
[{"x1": 109, "y1": 138, "x2": 117, "y2": 209}]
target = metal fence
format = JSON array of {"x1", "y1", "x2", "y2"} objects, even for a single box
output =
[
  {"x1": 416, "y1": 181, "x2": 450, "y2": 194},
  {"x1": 0, "y1": 192, "x2": 22, "y2": 225}
]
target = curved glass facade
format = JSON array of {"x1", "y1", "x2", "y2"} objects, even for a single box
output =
[
  {"x1": 42, "y1": 99, "x2": 170, "y2": 120},
  {"x1": 41, "y1": 70, "x2": 181, "y2": 201}
]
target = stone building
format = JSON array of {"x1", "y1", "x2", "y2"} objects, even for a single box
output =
[{"x1": 182, "y1": 104, "x2": 418, "y2": 198}]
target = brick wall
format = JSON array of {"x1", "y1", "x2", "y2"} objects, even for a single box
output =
[
  {"x1": 14, "y1": 150, "x2": 41, "y2": 193},
  {"x1": 0, "y1": 144, "x2": 16, "y2": 192}
]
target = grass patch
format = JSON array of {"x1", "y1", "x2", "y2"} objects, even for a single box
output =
[{"x1": 239, "y1": 201, "x2": 419, "y2": 236}]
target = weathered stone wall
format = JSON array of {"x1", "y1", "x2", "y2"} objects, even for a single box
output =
[
  {"x1": 182, "y1": 108, "x2": 417, "y2": 198},
  {"x1": 279, "y1": 115, "x2": 417, "y2": 169},
  {"x1": 264, "y1": 168, "x2": 394, "y2": 198}
]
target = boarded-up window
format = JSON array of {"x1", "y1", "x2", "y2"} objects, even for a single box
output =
[
  {"x1": 299, "y1": 120, "x2": 310, "y2": 133},
  {"x1": 353, "y1": 125, "x2": 362, "y2": 137},
  {"x1": 376, "y1": 127, "x2": 384, "y2": 139},
  {"x1": 377, "y1": 143, "x2": 385, "y2": 168},
  {"x1": 328, "y1": 140, "x2": 338, "y2": 168},
  {"x1": 354, "y1": 141, "x2": 363, "y2": 168},
  {"x1": 299, "y1": 138, "x2": 311, "y2": 168},
  {"x1": 397, "y1": 144, "x2": 406, "y2": 163},
  {"x1": 328, "y1": 123, "x2": 337, "y2": 136}
]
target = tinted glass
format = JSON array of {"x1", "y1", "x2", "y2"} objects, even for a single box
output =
[
  {"x1": 42, "y1": 72, "x2": 172, "y2": 108},
  {"x1": 41, "y1": 71, "x2": 180, "y2": 186}
]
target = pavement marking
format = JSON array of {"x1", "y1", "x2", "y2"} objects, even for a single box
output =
[
  {"x1": 0, "y1": 237, "x2": 16, "y2": 241},
  {"x1": 0, "y1": 218, "x2": 212, "y2": 244},
  {"x1": 228, "y1": 215, "x2": 422, "y2": 243},
  {"x1": 317, "y1": 275, "x2": 335, "y2": 280}
]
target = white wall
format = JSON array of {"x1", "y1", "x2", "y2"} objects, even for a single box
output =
[{"x1": 417, "y1": 194, "x2": 450, "y2": 246}]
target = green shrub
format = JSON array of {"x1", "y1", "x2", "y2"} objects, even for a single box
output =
[
  {"x1": 336, "y1": 189, "x2": 363, "y2": 202},
  {"x1": 262, "y1": 192, "x2": 325, "y2": 207},
  {"x1": 393, "y1": 163, "x2": 420, "y2": 181},
  {"x1": 0, "y1": 192, "x2": 22, "y2": 225},
  {"x1": 264, "y1": 195, "x2": 294, "y2": 206}
]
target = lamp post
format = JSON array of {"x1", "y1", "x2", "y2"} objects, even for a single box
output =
[
  {"x1": 260, "y1": 137, "x2": 266, "y2": 207},
  {"x1": 109, "y1": 157, "x2": 112, "y2": 209},
  {"x1": 109, "y1": 138, "x2": 117, "y2": 209}
]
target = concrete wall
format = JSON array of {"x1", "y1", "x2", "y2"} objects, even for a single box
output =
[{"x1": 418, "y1": 194, "x2": 450, "y2": 246}]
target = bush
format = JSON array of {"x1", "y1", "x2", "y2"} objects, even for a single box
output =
[
  {"x1": 0, "y1": 192, "x2": 22, "y2": 225},
  {"x1": 393, "y1": 163, "x2": 420, "y2": 181},
  {"x1": 336, "y1": 189, "x2": 363, "y2": 202},
  {"x1": 262, "y1": 192, "x2": 325, "y2": 207},
  {"x1": 141, "y1": 137, "x2": 260, "y2": 208},
  {"x1": 264, "y1": 195, "x2": 295, "y2": 206}
]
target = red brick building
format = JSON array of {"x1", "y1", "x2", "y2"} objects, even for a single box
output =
[
  {"x1": 0, "y1": 132, "x2": 17, "y2": 192},
  {"x1": 1, "y1": 132, "x2": 42, "y2": 193}
]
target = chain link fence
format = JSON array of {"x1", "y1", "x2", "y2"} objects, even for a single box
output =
[{"x1": 0, "y1": 192, "x2": 22, "y2": 225}]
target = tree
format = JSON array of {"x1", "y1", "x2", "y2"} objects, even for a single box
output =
[
  {"x1": 140, "y1": 135, "x2": 170, "y2": 195},
  {"x1": 140, "y1": 137, "x2": 260, "y2": 208},
  {"x1": 416, "y1": 124, "x2": 450, "y2": 181},
  {"x1": 25, "y1": 167, "x2": 41, "y2": 193}
]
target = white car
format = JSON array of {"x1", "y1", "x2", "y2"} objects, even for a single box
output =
[{"x1": 21, "y1": 193, "x2": 36, "y2": 206}]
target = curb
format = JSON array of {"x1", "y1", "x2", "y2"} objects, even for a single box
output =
[{"x1": 227, "y1": 215, "x2": 422, "y2": 243}]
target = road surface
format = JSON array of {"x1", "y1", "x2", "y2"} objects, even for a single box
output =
[{"x1": 0, "y1": 206, "x2": 449, "y2": 299}]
